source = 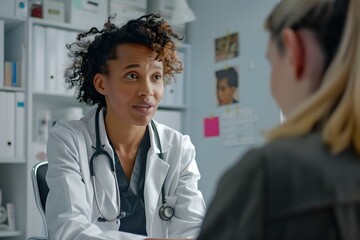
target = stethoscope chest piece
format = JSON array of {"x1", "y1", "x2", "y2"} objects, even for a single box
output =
[{"x1": 159, "y1": 205, "x2": 174, "y2": 221}]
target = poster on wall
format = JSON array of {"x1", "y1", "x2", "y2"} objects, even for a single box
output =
[
  {"x1": 214, "y1": 32, "x2": 239, "y2": 62},
  {"x1": 215, "y1": 66, "x2": 239, "y2": 106}
]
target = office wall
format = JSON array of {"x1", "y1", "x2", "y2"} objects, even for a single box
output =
[{"x1": 187, "y1": 0, "x2": 280, "y2": 203}]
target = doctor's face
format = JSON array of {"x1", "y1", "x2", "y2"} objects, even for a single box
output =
[{"x1": 97, "y1": 43, "x2": 164, "y2": 126}]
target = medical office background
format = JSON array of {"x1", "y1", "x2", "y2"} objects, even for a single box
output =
[{"x1": 0, "y1": 0, "x2": 279, "y2": 239}]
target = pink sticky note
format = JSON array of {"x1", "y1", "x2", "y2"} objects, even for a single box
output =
[{"x1": 204, "y1": 117, "x2": 220, "y2": 138}]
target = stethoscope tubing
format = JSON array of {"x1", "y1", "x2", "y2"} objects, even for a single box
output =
[{"x1": 90, "y1": 106, "x2": 174, "y2": 222}]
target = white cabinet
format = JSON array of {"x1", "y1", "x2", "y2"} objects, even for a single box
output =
[{"x1": 0, "y1": 10, "x2": 190, "y2": 239}]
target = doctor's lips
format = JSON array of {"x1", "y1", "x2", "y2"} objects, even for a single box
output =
[{"x1": 133, "y1": 102, "x2": 155, "y2": 113}]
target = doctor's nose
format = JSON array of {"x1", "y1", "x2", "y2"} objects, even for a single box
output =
[{"x1": 138, "y1": 81, "x2": 154, "y2": 97}]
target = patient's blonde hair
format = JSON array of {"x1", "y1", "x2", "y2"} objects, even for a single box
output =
[{"x1": 264, "y1": 0, "x2": 360, "y2": 155}]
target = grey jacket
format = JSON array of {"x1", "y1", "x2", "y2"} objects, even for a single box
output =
[{"x1": 197, "y1": 131, "x2": 360, "y2": 240}]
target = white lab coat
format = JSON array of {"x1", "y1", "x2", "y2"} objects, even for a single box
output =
[{"x1": 46, "y1": 107, "x2": 206, "y2": 240}]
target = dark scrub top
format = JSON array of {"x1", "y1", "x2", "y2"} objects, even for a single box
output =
[{"x1": 110, "y1": 128, "x2": 149, "y2": 236}]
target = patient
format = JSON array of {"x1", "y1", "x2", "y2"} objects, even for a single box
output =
[{"x1": 197, "y1": 0, "x2": 360, "y2": 239}]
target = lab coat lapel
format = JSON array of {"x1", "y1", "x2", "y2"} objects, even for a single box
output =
[
  {"x1": 86, "y1": 107, "x2": 118, "y2": 217},
  {"x1": 145, "y1": 120, "x2": 172, "y2": 233}
]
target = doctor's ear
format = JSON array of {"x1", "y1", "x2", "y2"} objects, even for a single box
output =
[{"x1": 93, "y1": 73, "x2": 106, "y2": 95}]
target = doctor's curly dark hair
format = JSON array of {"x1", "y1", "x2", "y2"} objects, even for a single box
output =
[{"x1": 65, "y1": 14, "x2": 183, "y2": 106}]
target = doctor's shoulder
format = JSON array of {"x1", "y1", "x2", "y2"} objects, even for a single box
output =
[
  {"x1": 152, "y1": 120, "x2": 189, "y2": 143},
  {"x1": 49, "y1": 118, "x2": 89, "y2": 147},
  {"x1": 50, "y1": 106, "x2": 95, "y2": 138},
  {"x1": 154, "y1": 121, "x2": 198, "y2": 172},
  {"x1": 155, "y1": 121, "x2": 195, "y2": 153}
]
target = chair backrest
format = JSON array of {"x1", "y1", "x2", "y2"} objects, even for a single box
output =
[{"x1": 31, "y1": 161, "x2": 49, "y2": 238}]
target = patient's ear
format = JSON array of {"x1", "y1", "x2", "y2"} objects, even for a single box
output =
[
  {"x1": 93, "y1": 73, "x2": 106, "y2": 95},
  {"x1": 282, "y1": 28, "x2": 305, "y2": 80}
]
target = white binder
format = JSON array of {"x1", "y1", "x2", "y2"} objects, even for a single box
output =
[
  {"x1": 33, "y1": 25, "x2": 45, "y2": 92},
  {"x1": 175, "y1": 50, "x2": 185, "y2": 106},
  {"x1": 163, "y1": 84, "x2": 176, "y2": 106},
  {"x1": 55, "y1": 28, "x2": 67, "y2": 94},
  {"x1": 0, "y1": 91, "x2": 15, "y2": 158},
  {"x1": 162, "y1": 49, "x2": 186, "y2": 107},
  {"x1": 45, "y1": 27, "x2": 58, "y2": 92},
  {"x1": 15, "y1": 92, "x2": 25, "y2": 158},
  {"x1": 64, "y1": 30, "x2": 78, "y2": 96}
]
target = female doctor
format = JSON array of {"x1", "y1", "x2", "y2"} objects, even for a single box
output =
[{"x1": 46, "y1": 14, "x2": 206, "y2": 240}]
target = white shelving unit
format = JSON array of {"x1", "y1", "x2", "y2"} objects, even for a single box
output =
[
  {"x1": 1, "y1": 3, "x2": 191, "y2": 238},
  {"x1": 26, "y1": 17, "x2": 89, "y2": 238},
  {"x1": 0, "y1": 14, "x2": 26, "y2": 240}
]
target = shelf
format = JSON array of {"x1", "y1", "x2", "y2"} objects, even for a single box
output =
[
  {"x1": 0, "y1": 87, "x2": 25, "y2": 92},
  {"x1": 0, "y1": 157, "x2": 26, "y2": 164},
  {"x1": 33, "y1": 91, "x2": 83, "y2": 106},
  {"x1": 0, "y1": 16, "x2": 25, "y2": 32},
  {"x1": 158, "y1": 104, "x2": 187, "y2": 110},
  {"x1": 33, "y1": 91, "x2": 75, "y2": 98},
  {"x1": 0, "y1": 230, "x2": 22, "y2": 237},
  {"x1": 29, "y1": 17, "x2": 86, "y2": 32}
]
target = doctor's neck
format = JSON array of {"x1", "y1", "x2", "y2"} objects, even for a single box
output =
[{"x1": 104, "y1": 110, "x2": 146, "y2": 153}]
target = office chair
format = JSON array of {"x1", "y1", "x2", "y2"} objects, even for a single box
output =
[{"x1": 28, "y1": 161, "x2": 49, "y2": 240}]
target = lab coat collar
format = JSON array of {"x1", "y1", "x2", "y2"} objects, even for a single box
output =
[
  {"x1": 148, "y1": 119, "x2": 173, "y2": 155},
  {"x1": 145, "y1": 120, "x2": 174, "y2": 233},
  {"x1": 84, "y1": 107, "x2": 174, "y2": 157},
  {"x1": 83, "y1": 106, "x2": 110, "y2": 154}
]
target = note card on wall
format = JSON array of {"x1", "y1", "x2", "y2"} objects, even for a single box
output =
[{"x1": 204, "y1": 116, "x2": 220, "y2": 138}]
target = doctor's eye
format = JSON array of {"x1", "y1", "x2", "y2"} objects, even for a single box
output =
[
  {"x1": 125, "y1": 72, "x2": 138, "y2": 80},
  {"x1": 153, "y1": 73, "x2": 163, "y2": 82}
]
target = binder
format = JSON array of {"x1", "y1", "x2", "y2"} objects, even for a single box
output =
[
  {"x1": 4, "y1": 61, "x2": 12, "y2": 87},
  {"x1": 174, "y1": 49, "x2": 185, "y2": 106},
  {"x1": 33, "y1": 25, "x2": 45, "y2": 92},
  {"x1": 64, "y1": 30, "x2": 78, "y2": 96},
  {"x1": 162, "y1": 49, "x2": 186, "y2": 107},
  {"x1": 0, "y1": 91, "x2": 15, "y2": 158},
  {"x1": 11, "y1": 61, "x2": 17, "y2": 87},
  {"x1": 45, "y1": 27, "x2": 58, "y2": 92},
  {"x1": 6, "y1": 203, "x2": 15, "y2": 231},
  {"x1": 0, "y1": 20, "x2": 4, "y2": 88},
  {"x1": 4, "y1": 61, "x2": 19, "y2": 87},
  {"x1": 163, "y1": 84, "x2": 176, "y2": 106},
  {"x1": 55, "y1": 28, "x2": 67, "y2": 94},
  {"x1": 15, "y1": 92, "x2": 25, "y2": 158}
]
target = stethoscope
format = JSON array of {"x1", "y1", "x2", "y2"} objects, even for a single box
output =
[{"x1": 89, "y1": 106, "x2": 174, "y2": 223}]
